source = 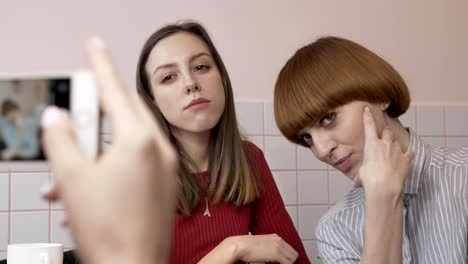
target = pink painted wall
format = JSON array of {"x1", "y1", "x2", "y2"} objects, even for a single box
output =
[{"x1": 1, "y1": 0, "x2": 467, "y2": 103}]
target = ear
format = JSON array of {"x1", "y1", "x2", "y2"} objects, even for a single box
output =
[
  {"x1": 365, "y1": 102, "x2": 382, "y2": 114},
  {"x1": 364, "y1": 102, "x2": 389, "y2": 137},
  {"x1": 381, "y1": 101, "x2": 390, "y2": 111}
]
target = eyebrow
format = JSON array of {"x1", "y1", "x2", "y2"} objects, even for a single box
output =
[{"x1": 152, "y1": 52, "x2": 211, "y2": 76}]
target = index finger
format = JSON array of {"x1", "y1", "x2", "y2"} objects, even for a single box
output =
[
  {"x1": 363, "y1": 106, "x2": 378, "y2": 144},
  {"x1": 86, "y1": 37, "x2": 136, "y2": 128}
]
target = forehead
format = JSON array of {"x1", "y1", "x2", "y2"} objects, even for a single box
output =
[{"x1": 146, "y1": 32, "x2": 211, "y2": 69}]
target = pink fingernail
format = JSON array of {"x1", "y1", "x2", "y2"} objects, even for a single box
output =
[
  {"x1": 41, "y1": 106, "x2": 64, "y2": 128},
  {"x1": 364, "y1": 106, "x2": 370, "y2": 112},
  {"x1": 39, "y1": 181, "x2": 54, "y2": 196},
  {"x1": 88, "y1": 36, "x2": 106, "y2": 49}
]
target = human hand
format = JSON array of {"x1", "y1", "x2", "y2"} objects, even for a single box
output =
[
  {"x1": 1, "y1": 148, "x2": 18, "y2": 160},
  {"x1": 41, "y1": 37, "x2": 178, "y2": 264},
  {"x1": 199, "y1": 234, "x2": 298, "y2": 264},
  {"x1": 354, "y1": 106, "x2": 414, "y2": 200}
]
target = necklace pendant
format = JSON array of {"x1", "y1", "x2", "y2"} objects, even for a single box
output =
[
  {"x1": 203, "y1": 198, "x2": 211, "y2": 217},
  {"x1": 203, "y1": 209, "x2": 211, "y2": 217}
]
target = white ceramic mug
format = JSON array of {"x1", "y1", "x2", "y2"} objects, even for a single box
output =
[{"x1": 7, "y1": 243, "x2": 63, "y2": 264}]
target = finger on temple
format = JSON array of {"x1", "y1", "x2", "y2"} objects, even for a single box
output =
[
  {"x1": 363, "y1": 106, "x2": 378, "y2": 144},
  {"x1": 381, "y1": 126, "x2": 393, "y2": 143}
]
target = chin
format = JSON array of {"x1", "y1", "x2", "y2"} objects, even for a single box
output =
[
  {"x1": 344, "y1": 167, "x2": 357, "y2": 181},
  {"x1": 195, "y1": 116, "x2": 221, "y2": 128},
  {"x1": 188, "y1": 122, "x2": 218, "y2": 133}
]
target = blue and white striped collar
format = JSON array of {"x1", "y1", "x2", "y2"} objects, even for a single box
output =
[{"x1": 404, "y1": 128, "x2": 431, "y2": 195}]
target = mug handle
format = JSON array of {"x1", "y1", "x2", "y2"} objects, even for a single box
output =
[{"x1": 40, "y1": 252, "x2": 50, "y2": 264}]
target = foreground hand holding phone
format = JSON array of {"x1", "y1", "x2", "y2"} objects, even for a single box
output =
[{"x1": 41, "y1": 37, "x2": 178, "y2": 264}]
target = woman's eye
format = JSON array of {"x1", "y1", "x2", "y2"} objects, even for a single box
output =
[
  {"x1": 321, "y1": 113, "x2": 336, "y2": 126},
  {"x1": 300, "y1": 133, "x2": 313, "y2": 145},
  {"x1": 194, "y1": 65, "x2": 209, "y2": 72},
  {"x1": 161, "y1": 74, "x2": 175, "y2": 83}
]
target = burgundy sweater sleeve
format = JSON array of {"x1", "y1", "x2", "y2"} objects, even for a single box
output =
[{"x1": 247, "y1": 142, "x2": 311, "y2": 264}]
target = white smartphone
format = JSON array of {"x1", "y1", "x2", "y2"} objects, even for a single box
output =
[{"x1": 0, "y1": 70, "x2": 99, "y2": 162}]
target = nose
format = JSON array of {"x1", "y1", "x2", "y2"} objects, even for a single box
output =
[
  {"x1": 309, "y1": 129, "x2": 337, "y2": 161},
  {"x1": 184, "y1": 73, "x2": 200, "y2": 94}
]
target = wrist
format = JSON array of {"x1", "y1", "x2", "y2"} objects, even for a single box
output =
[
  {"x1": 222, "y1": 236, "x2": 244, "y2": 262},
  {"x1": 365, "y1": 186, "x2": 404, "y2": 205},
  {"x1": 365, "y1": 192, "x2": 404, "y2": 214},
  {"x1": 198, "y1": 237, "x2": 243, "y2": 264}
]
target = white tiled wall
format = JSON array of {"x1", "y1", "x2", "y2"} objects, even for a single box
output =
[
  {"x1": 286, "y1": 206, "x2": 298, "y2": 229},
  {"x1": 0, "y1": 103, "x2": 467, "y2": 262},
  {"x1": 10, "y1": 172, "x2": 49, "y2": 210},
  {"x1": 0, "y1": 213, "x2": 8, "y2": 250},
  {"x1": 298, "y1": 206, "x2": 330, "y2": 240},
  {"x1": 10, "y1": 211, "x2": 49, "y2": 244},
  {"x1": 445, "y1": 106, "x2": 468, "y2": 135},
  {"x1": 0, "y1": 174, "x2": 8, "y2": 211},
  {"x1": 298, "y1": 171, "x2": 328, "y2": 205},
  {"x1": 272, "y1": 172, "x2": 297, "y2": 205},
  {"x1": 264, "y1": 136, "x2": 296, "y2": 170},
  {"x1": 416, "y1": 106, "x2": 445, "y2": 136}
]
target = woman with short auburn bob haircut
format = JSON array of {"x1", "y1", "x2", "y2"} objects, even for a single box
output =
[
  {"x1": 274, "y1": 36, "x2": 468, "y2": 263},
  {"x1": 275, "y1": 36, "x2": 410, "y2": 146}
]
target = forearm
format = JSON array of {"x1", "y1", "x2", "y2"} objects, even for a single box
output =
[
  {"x1": 361, "y1": 192, "x2": 404, "y2": 264},
  {"x1": 197, "y1": 238, "x2": 239, "y2": 264}
]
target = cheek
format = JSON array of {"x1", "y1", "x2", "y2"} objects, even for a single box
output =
[
  {"x1": 311, "y1": 148, "x2": 324, "y2": 162},
  {"x1": 216, "y1": 87, "x2": 226, "y2": 108},
  {"x1": 335, "y1": 118, "x2": 364, "y2": 154},
  {"x1": 204, "y1": 75, "x2": 226, "y2": 109},
  {"x1": 153, "y1": 91, "x2": 179, "y2": 119},
  {"x1": 203, "y1": 71, "x2": 223, "y2": 91}
]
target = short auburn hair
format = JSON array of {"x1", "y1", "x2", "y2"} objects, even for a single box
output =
[{"x1": 274, "y1": 36, "x2": 410, "y2": 147}]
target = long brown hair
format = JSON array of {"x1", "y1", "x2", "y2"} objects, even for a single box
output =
[
  {"x1": 274, "y1": 36, "x2": 410, "y2": 147},
  {"x1": 136, "y1": 21, "x2": 257, "y2": 215}
]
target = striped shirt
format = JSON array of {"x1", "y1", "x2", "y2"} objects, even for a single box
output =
[{"x1": 315, "y1": 129, "x2": 468, "y2": 263}]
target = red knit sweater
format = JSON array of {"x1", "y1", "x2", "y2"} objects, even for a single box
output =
[{"x1": 169, "y1": 143, "x2": 311, "y2": 263}]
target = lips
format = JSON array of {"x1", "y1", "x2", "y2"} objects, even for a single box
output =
[
  {"x1": 334, "y1": 154, "x2": 352, "y2": 172},
  {"x1": 184, "y1": 98, "x2": 210, "y2": 110}
]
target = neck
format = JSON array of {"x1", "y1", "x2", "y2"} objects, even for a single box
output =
[
  {"x1": 384, "y1": 116, "x2": 411, "y2": 151},
  {"x1": 172, "y1": 129, "x2": 211, "y2": 172}
]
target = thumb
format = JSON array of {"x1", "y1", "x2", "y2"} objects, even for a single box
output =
[
  {"x1": 402, "y1": 151, "x2": 415, "y2": 172},
  {"x1": 41, "y1": 106, "x2": 89, "y2": 182},
  {"x1": 353, "y1": 173, "x2": 363, "y2": 188}
]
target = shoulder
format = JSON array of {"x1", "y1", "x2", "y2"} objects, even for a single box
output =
[
  {"x1": 430, "y1": 145, "x2": 468, "y2": 168},
  {"x1": 242, "y1": 140, "x2": 268, "y2": 167},
  {"x1": 243, "y1": 140, "x2": 264, "y2": 157},
  {"x1": 242, "y1": 140, "x2": 275, "y2": 189},
  {"x1": 315, "y1": 188, "x2": 364, "y2": 240}
]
